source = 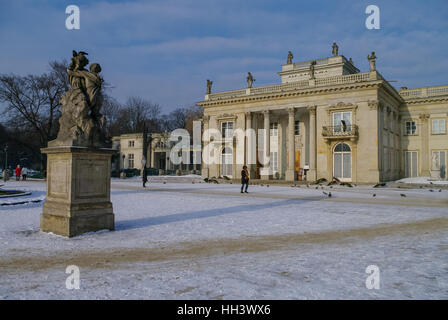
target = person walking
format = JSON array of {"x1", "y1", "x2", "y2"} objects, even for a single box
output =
[
  {"x1": 15, "y1": 165, "x2": 21, "y2": 181},
  {"x1": 241, "y1": 165, "x2": 249, "y2": 193},
  {"x1": 21, "y1": 167, "x2": 28, "y2": 181}
]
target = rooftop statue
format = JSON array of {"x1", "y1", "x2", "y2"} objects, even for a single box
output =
[
  {"x1": 49, "y1": 50, "x2": 106, "y2": 148},
  {"x1": 206, "y1": 79, "x2": 213, "y2": 94},
  {"x1": 247, "y1": 72, "x2": 255, "y2": 88},
  {"x1": 309, "y1": 60, "x2": 316, "y2": 80},
  {"x1": 367, "y1": 51, "x2": 377, "y2": 71},
  {"x1": 287, "y1": 51, "x2": 293, "y2": 64},
  {"x1": 332, "y1": 42, "x2": 339, "y2": 56}
]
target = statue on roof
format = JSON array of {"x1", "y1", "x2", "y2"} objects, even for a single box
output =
[
  {"x1": 367, "y1": 51, "x2": 377, "y2": 71},
  {"x1": 309, "y1": 60, "x2": 317, "y2": 80},
  {"x1": 332, "y1": 42, "x2": 339, "y2": 56},
  {"x1": 206, "y1": 79, "x2": 213, "y2": 94},
  {"x1": 246, "y1": 72, "x2": 255, "y2": 88},
  {"x1": 287, "y1": 51, "x2": 293, "y2": 64}
]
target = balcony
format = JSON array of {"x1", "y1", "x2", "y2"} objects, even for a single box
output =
[{"x1": 322, "y1": 125, "x2": 358, "y2": 141}]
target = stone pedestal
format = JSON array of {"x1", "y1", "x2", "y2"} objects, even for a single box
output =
[
  {"x1": 40, "y1": 147, "x2": 115, "y2": 237},
  {"x1": 430, "y1": 169, "x2": 441, "y2": 181}
]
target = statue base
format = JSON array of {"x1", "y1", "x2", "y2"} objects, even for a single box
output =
[{"x1": 40, "y1": 146, "x2": 116, "y2": 237}]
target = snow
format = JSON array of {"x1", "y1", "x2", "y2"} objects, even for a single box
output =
[
  {"x1": 0, "y1": 179, "x2": 447, "y2": 299},
  {"x1": 396, "y1": 177, "x2": 448, "y2": 185}
]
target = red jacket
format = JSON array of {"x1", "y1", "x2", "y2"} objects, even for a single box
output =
[{"x1": 16, "y1": 167, "x2": 21, "y2": 176}]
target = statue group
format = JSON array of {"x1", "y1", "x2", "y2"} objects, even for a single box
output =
[
  {"x1": 49, "y1": 50, "x2": 107, "y2": 148},
  {"x1": 41, "y1": 50, "x2": 115, "y2": 238}
]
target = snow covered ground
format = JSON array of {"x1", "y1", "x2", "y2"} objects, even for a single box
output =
[{"x1": 0, "y1": 179, "x2": 447, "y2": 299}]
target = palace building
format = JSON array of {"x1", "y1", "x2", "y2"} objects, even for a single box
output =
[{"x1": 197, "y1": 43, "x2": 448, "y2": 183}]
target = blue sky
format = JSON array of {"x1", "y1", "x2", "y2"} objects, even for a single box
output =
[{"x1": 1, "y1": 0, "x2": 447, "y2": 112}]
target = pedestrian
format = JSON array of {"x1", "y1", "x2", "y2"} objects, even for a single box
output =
[
  {"x1": 21, "y1": 167, "x2": 28, "y2": 181},
  {"x1": 241, "y1": 165, "x2": 249, "y2": 193},
  {"x1": 15, "y1": 165, "x2": 21, "y2": 181}
]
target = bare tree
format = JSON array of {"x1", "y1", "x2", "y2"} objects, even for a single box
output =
[
  {"x1": 0, "y1": 61, "x2": 69, "y2": 169},
  {"x1": 113, "y1": 96, "x2": 161, "y2": 134}
]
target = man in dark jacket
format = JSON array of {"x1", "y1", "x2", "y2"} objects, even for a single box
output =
[{"x1": 241, "y1": 165, "x2": 249, "y2": 193}]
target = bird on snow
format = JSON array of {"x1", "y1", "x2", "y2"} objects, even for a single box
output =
[
  {"x1": 400, "y1": 193, "x2": 406, "y2": 197},
  {"x1": 328, "y1": 192, "x2": 332, "y2": 198},
  {"x1": 439, "y1": 189, "x2": 442, "y2": 192},
  {"x1": 429, "y1": 189, "x2": 434, "y2": 192},
  {"x1": 373, "y1": 194, "x2": 376, "y2": 197}
]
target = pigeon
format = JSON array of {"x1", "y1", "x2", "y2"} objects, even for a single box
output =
[
  {"x1": 328, "y1": 192, "x2": 332, "y2": 198},
  {"x1": 330, "y1": 186, "x2": 333, "y2": 189},
  {"x1": 323, "y1": 191, "x2": 328, "y2": 195},
  {"x1": 267, "y1": 185, "x2": 270, "y2": 187},
  {"x1": 373, "y1": 194, "x2": 376, "y2": 197},
  {"x1": 429, "y1": 189, "x2": 434, "y2": 192},
  {"x1": 315, "y1": 186, "x2": 319, "y2": 190},
  {"x1": 400, "y1": 193, "x2": 406, "y2": 197},
  {"x1": 163, "y1": 181, "x2": 166, "y2": 184},
  {"x1": 430, "y1": 182, "x2": 433, "y2": 185},
  {"x1": 439, "y1": 189, "x2": 442, "y2": 192}
]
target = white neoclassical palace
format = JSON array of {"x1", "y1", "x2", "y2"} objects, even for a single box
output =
[{"x1": 197, "y1": 44, "x2": 448, "y2": 183}]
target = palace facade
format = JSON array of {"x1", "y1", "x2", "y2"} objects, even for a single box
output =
[{"x1": 197, "y1": 44, "x2": 448, "y2": 183}]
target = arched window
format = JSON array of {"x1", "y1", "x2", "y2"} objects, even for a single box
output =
[
  {"x1": 333, "y1": 143, "x2": 351, "y2": 180},
  {"x1": 221, "y1": 147, "x2": 233, "y2": 177}
]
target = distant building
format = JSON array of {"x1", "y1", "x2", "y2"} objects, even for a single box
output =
[
  {"x1": 112, "y1": 132, "x2": 201, "y2": 174},
  {"x1": 197, "y1": 44, "x2": 448, "y2": 182}
]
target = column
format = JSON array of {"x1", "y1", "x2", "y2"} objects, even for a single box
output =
[
  {"x1": 245, "y1": 112, "x2": 255, "y2": 178},
  {"x1": 201, "y1": 115, "x2": 210, "y2": 178},
  {"x1": 420, "y1": 113, "x2": 430, "y2": 176},
  {"x1": 307, "y1": 106, "x2": 317, "y2": 181},
  {"x1": 286, "y1": 108, "x2": 296, "y2": 181},
  {"x1": 261, "y1": 110, "x2": 271, "y2": 180}
]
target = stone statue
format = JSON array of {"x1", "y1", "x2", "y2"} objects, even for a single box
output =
[
  {"x1": 247, "y1": 72, "x2": 255, "y2": 88},
  {"x1": 309, "y1": 60, "x2": 316, "y2": 80},
  {"x1": 332, "y1": 42, "x2": 339, "y2": 56},
  {"x1": 349, "y1": 57, "x2": 354, "y2": 65},
  {"x1": 368, "y1": 51, "x2": 377, "y2": 71},
  {"x1": 206, "y1": 79, "x2": 213, "y2": 94},
  {"x1": 49, "y1": 50, "x2": 106, "y2": 148},
  {"x1": 287, "y1": 51, "x2": 293, "y2": 64}
]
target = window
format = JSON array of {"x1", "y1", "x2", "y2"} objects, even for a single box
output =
[
  {"x1": 128, "y1": 154, "x2": 134, "y2": 168},
  {"x1": 432, "y1": 119, "x2": 446, "y2": 134},
  {"x1": 405, "y1": 121, "x2": 417, "y2": 135},
  {"x1": 128, "y1": 140, "x2": 135, "y2": 147},
  {"x1": 221, "y1": 147, "x2": 233, "y2": 177},
  {"x1": 333, "y1": 143, "x2": 351, "y2": 180},
  {"x1": 294, "y1": 120, "x2": 300, "y2": 135},
  {"x1": 332, "y1": 112, "x2": 351, "y2": 132},
  {"x1": 221, "y1": 121, "x2": 234, "y2": 138},
  {"x1": 270, "y1": 122, "x2": 278, "y2": 136},
  {"x1": 405, "y1": 151, "x2": 418, "y2": 177}
]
